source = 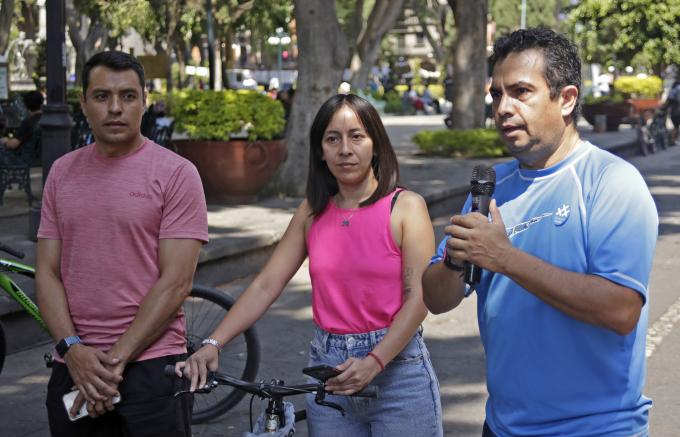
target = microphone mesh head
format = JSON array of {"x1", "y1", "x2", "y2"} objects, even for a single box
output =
[{"x1": 470, "y1": 165, "x2": 496, "y2": 196}]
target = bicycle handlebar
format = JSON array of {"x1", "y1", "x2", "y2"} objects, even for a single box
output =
[
  {"x1": 163, "y1": 365, "x2": 379, "y2": 399},
  {"x1": 0, "y1": 241, "x2": 25, "y2": 259}
]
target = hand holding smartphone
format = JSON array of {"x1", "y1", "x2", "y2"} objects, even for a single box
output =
[
  {"x1": 302, "y1": 364, "x2": 342, "y2": 382},
  {"x1": 62, "y1": 389, "x2": 121, "y2": 421}
]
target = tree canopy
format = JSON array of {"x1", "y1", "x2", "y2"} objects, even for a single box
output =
[
  {"x1": 566, "y1": 0, "x2": 680, "y2": 74},
  {"x1": 490, "y1": 0, "x2": 561, "y2": 35}
]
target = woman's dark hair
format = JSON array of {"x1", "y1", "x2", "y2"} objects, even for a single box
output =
[
  {"x1": 490, "y1": 27, "x2": 582, "y2": 119},
  {"x1": 306, "y1": 94, "x2": 399, "y2": 217},
  {"x1": 82, "y1": 51, "x2": 145, "y2": 97}
]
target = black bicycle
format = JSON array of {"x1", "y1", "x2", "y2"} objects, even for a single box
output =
[
  {"x1": 0, "y1": 241, "x2": 259, "y2": 424},
  {"x1": 183, "y1": 286, "x2": 261, "y2": 423},
  {"x1": 637, "y1": 108, "x2": 671, "y2": 155},
  {"x1": 165, "y1": 365, "x2": 378, "y2": 435}
]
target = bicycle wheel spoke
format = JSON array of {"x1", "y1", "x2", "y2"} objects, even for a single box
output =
[{"x1": 184, "y1": 286, "x2": 260, "y2": 423}]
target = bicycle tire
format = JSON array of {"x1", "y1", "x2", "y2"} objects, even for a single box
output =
[
  {"x1": 185, "y1": 285, "x2": 260, "y2": 423},
  {"x1": 657, "y1": 129, "x2": 669, "y2": 150},
  {"x1": 638, "y1": 126, "x2": 652, "y2": 156},
  {"x1": 0, "y1": 321, "x2": 5, "y2": 375}
]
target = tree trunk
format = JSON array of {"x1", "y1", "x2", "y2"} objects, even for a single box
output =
[
  {"x1": 66, "y1": 0, "x2": 108, "y2": 87},
  {"x1": 220, "y1": 33, "x2": 233, "y2": 89},
  {"x1": 353, "y1": 0, "x2": 407, "y2": 91},
  {"x1": 344, "y1": 0, "x2": 365, "y2": 69},
  {"x1": 450, "y1": 0, "x2": 487, "y2": 129},
  {"x1": 20, "y1": 1, "x2": 37, "y2": 39},
  {"x1": 176, "y1": 38, "x2": 188, "y2": 89},
  {"x1": 154, "y1": 42, "x2": 173, "y2": 92},
  {"x1": 274, "y1": 0, "x2": 349, "y2": 196},
  {"x1": 414, "y1": 0, "x2": 444, "y2": 63},
  {"x1": 213, "y1": 37, "x2": 222, "y2": 90},
  {"x1": 0, "y1": 0, "x2": 14, "y2": 55},
  {"x1": 167, "y1": 46, "x2": 175, "y2": 91}
]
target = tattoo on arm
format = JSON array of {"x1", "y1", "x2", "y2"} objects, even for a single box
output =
[{"x1": 402, "y1": 267, "x2": 413, "y2": 295}]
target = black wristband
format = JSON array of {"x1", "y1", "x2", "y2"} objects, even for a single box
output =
[{"x1": 443, "y1": 253, "x2": 464, "y2": 272}]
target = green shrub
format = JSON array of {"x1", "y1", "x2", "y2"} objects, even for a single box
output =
[
  {"x1": 413, "y1": 128, "x2": 507, "y2": 158},
  {"x1": 66, "y1": 88, "x2": 83, "y2": 114},
  {"x1": 383, "y1": 91, "x2": 405, "y2": 114},
  {"x1": 366, "y1": 88, "x2": 384, "y2": 100},
  {"x1": 66, "y1": 87, "x2": 82, "y2": 103},
  {"x1": 613, "y1": 75, "x2": 663, "y2": 98},
  {"x1": 169, "y1": 89, "x2": 285, "y2": 141}
]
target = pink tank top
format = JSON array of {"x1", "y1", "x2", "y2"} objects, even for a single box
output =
[{"x1": 307, "y1": 189, "x2": 404, "y2": 334}]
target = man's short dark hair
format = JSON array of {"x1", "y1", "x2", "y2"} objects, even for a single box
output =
[
  {"x1": 23, "y1": 90, "x2": 44, "y2": 112},
  {"x1": 490, "y1": 27, "x2": 582, "y2": 119},
  {"x1": 82, "y1": 51, "x2": 145, "y2": 97}
]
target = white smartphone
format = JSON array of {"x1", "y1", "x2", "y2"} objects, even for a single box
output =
[{"x1": 62, "y1": 389, "x2": 121, "y2": 421}]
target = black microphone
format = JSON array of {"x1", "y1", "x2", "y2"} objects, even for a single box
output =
[{"x1": 464, "y1": 165, "x2": 496, "y2": 285}]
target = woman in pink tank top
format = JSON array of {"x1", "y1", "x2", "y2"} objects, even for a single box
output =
[{"x1": 177, "y1": 94, "x2": 443, "y2": 436}]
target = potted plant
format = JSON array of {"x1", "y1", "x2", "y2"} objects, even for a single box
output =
[
  {"x1": 581, "y1": 93, "x2": 629, "y2": 131},
  {"x1": 169, "y1": 89, "x2": 286, "y2": 203},
  {"x1": 614, "y1": 75, "x2": 663, "y2": 117}
]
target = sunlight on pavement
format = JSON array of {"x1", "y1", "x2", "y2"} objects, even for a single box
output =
[
  {"x1": 0, "y1": 374, "x2": 49, "y2": 395},
  {"x1": 647, "y1": 296, "x2": 680, "y2": 358}
]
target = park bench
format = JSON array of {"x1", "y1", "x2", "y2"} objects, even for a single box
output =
[
  {"x1": 73, "y1": 110, "x2": 175, "y2": 151},
  {"x1": 71, "y1": 110, "x2": 94, "y2": 150},
  {"x1": 0, "y1": 127, "x2": 40, "y2": 206},
  {"x1": 147, "y1": 120, "x2": 175, "y2": 151}
]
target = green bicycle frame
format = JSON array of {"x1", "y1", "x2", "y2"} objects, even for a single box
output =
[{"x1": 0, "y1": 259, "x2": 47, "y2": 330}]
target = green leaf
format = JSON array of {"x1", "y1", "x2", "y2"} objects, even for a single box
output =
[{"x1": 169, "y1": 89, "x2": 285, "y2": 141}]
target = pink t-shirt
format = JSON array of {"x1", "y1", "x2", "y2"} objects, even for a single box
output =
[
  {"x1": 306, "y1": 190, "x2": 403, "y2": 334},
  {"x1": 38, "y1": 139, "x2": 208, "y2": 362}
]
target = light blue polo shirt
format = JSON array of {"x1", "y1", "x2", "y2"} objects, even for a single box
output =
[{"x1": 433, "y1": 141, "x2": 658, "y2": 436}]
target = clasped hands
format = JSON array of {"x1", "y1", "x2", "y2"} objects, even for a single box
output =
[{"x1": 65, "y1": 344, "x2": 125, "y2": 419}]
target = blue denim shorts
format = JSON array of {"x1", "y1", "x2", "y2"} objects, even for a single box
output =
[{"x1": 305, "y1": 326, "x2": 443, "y2": 437}]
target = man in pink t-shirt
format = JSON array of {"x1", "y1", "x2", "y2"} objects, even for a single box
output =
[{"x1": 36, "y1": 51, "x2": 208, "y2": 437}]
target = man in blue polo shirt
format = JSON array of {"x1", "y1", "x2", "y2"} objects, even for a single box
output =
[{"x1": 423, "y1": 28, "x2": 658, "y2": 437}]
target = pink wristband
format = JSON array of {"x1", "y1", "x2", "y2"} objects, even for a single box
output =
[{"x1": 367, "y1": 352, "x2": 385, "y2": 371}]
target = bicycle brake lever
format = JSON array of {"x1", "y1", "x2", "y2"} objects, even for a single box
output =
[
  {"x1": 315, "y1": 399, "x2": 345, "y2": 416},
  {"x1": 173, "y1": 379, "x2": 218, "y2": 397},
  {"x1": 314, "y1": 382, "x2": 345, "y2": 416}
]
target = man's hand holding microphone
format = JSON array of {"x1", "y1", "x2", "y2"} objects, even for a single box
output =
[{"x1": 444, "y1": 165, "x2": 513, "y2": 287}]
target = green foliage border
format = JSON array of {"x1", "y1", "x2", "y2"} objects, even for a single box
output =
[{"x1": 412, "y1": 128, "x2": 508, "y2": 159}]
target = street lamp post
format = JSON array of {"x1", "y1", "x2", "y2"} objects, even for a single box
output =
[
  {"x1": 32, "y1": 0, "x2": 71, "y2": 240},
  {"x1": 267, "y1": 27, "x2": 291, "y2": 77}
]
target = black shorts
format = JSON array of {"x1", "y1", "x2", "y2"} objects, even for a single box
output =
[{"x1": 46, "y1": 354, "x2": 192, "y2": 437}]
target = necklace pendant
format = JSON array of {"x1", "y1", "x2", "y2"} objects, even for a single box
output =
[{"x1": 341, "y1": 219, "x2": 350, "y2": 226}]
